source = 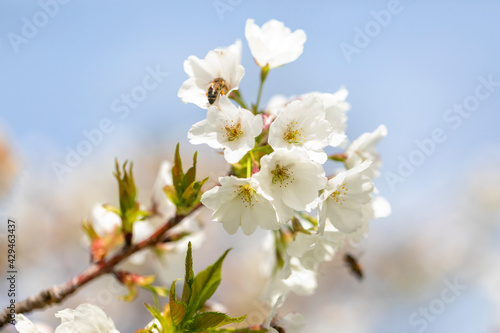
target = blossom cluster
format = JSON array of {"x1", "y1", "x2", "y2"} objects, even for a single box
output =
[
  {"x1": 13, "y1": 18, "x2": 390, "y2": 333},
  {"x1": 179, "y1": 18, "x2": 390, "y2": 319}
]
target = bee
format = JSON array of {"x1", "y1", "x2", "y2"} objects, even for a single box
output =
[
  {"x1": 270, "y1": 317, "x2": 286, "y2": 333},
  {"x1": 344, "y1": 253, "x2": 363, "y2": 280},
  {"x1": 206, "y1": 78, "x2": 227, "y2": 104}
]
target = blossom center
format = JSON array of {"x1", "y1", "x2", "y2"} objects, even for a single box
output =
[
  {"x1": 331, "y1": 182, "x2": 348, "y2": 205},
  {"x1": 222, "y1": 120, "x2": 243, "y2": 142},
  {"x1": 236, "y1": 184, "x2": 257, "y2": 207},
  {"x1": 271, "y1": 164, "x2": 294, "y2": 187},
  {"x1": 283, "y1": 121, "x2": 305, "y2": 145}
]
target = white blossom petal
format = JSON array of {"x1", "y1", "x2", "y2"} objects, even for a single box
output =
[
  {"x1": 345, "y1": 124, "x2": 387, "y2": 177},
  {"x1": 201, "y1": 176, "x2": 280, "y2": 235},
  {"x1": 152, "y1": 161, "x2": 177, "y2": 219},
  {"x1": 318, "y1": 161, "x2": 374, "y2": 234},
  {"x1": 268, "y1": 96, "x2": 331, "y2": 164},
  {"x1": 188, "y1": 96, "x2": 263, "y2": 164},
  {"x1": 245, "y1": 19, "x2": 306, "y2": 69},
  {"x1": 15, "y1": 315, "x2": 42, "y2": 333},
  {"x1": 254, "y1": 150, "x2": 326, "y2": 223},
  {"x1": 54, "y1": 304, "x2": 119, "y2": 333}
]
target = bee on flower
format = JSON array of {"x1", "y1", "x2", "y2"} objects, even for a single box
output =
[{"x1": 178, "y1": 40, "x2": 245, "y2": 109}]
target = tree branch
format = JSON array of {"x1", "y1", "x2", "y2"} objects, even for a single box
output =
[{"x1": 0, "y1": 204, "x2": 202, "y2": 328}]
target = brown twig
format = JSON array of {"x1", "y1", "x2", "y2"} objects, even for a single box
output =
[{"x1": 0, "y1": 204, "x2": 202, "y2": 328}]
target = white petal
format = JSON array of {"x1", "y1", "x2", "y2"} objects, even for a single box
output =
[
  {"x1": 54, "y1": 304, "x2": 118, "y2": 333},
  {"x1": 287, "y1": 233, "x2": 316, "y2": 258},
  {"x1": 188, "y1": 117, "x2": 222, "y2": 148},
  {"x1": 15, "y1": 315, "x2": 42, "y2": 333},
  {"x1": 245, "y1": 19, "x2": 306, "y2": 68}
]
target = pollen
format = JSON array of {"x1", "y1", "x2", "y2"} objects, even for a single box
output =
[
  {"x1": 235, "y1": 184, "x2": 257, "y2": 208},
  {"x1": 222, "y1": 120, "x2": 243, "y2": 142},
  {"x1": 331, "y1": 183, "x2": 347, "y2": 205},
  {"x1": 271, "y1": 164, "x2": 294, "y2": 187},
  {"x1": 283, "y1": 121, "x2": 306, "y2": 145}
]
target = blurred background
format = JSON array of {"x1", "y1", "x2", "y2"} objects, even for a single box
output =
[{"x1": 1, "y1": 1, "x2": 500, "y2": 332}]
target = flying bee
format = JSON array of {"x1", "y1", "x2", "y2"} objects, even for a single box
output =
[
  {"x1": 344, "y1": 253, "x2": 363, "y2": 280},
  {"x1": 206, "y1": 78, "x2": 227, "y2": 104},
  {"x1": 270, "y1": 316, "x2": 286, "y2": 333}
]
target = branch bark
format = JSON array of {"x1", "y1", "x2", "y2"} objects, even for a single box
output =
[{"x1": 0, "y1": 205, "x2": 202, "y2": 328}]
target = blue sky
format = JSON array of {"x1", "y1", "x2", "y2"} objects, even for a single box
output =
[
  {"x1": 1, "y1": 1, "x2": 500, "y2": 331},
  {"x1": 1, "y1": 1, "x2": 499, "y2": 189}
]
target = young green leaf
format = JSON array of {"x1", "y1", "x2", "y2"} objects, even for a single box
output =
[
  {"x1": 188, "y1": 248, "x2": 231, "y2": 316},
  {"x1": 113, "y1": 159, "x2": 140, "y2": 245},
  {"x1": 184, "y1": 151, "x2": 198, "y2": 189},
  {"x1": 185, "y1": 312, "x2": 246, "y2": 331},
  {"x1": 180, "y1": 177, "x2": 208, "y2": 204},
  {"x1": 144, "y1": 303, "x2": 171, "y2": 333},
  {"x1": 169, "y1": 279, "x2": 186, "y2": 326},
  {"x1": 182, "y1": 242, "x2": 194, "y2": 304},
  {"x1": 172, "y1": 143, "x2": 184, "y2": 197}
]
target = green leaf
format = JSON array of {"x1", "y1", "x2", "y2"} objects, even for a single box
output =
[
  {"x1": 144, "y1": 303, "x2": 171, "y2": 333},
  {"x1": 182, "y1": 242, "x2": 194, "y2": 304},
  {"x1": 81, "y1": 219, "x2": 98, "y2": 241},
  {"x1": 230, "y1": 145, "x2": 273, "y2": 178},
  {"x1": 163, "y1": 185, "x2": 179, "y2": 206},
  {"x1": 188, "y1": 248, "x2": 231, "y2": 316},
  {"x1": 114, "y1": 160, "x2": 137, "y2": 217},
  {"x1": 184, "y1": 151, "x2": 197, "y2": 189},
  {"x1": 180, "y1": 177, "x2": 208, "y2": 203},
  {"x1": 208, "y1": 329, "x2": 266, "y2": 333},
  {"x1": 142, "y1": 285, "x2": 169, "y2": 298},
  {"x1": 169, "y1": 279, "x2": 186, "y2": 326},
  {"x1": 113, "y1": 160, "x2": 140, "y2": 245},
  {"x1": 172, "y1": 143, "x2": 184, "y2": 196},
  {"x1": 185, "y1": 312, "x2": 246, "y2": 331}
]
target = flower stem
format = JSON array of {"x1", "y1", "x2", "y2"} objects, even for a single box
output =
[
  {"x1": 246, "y1": 156, "x2": 251, "y2": 178},
  {"x1": 254, "y1": 65, "x2": 270, "y2": 114},
  {"x1": 229, "y1": 90, "x2": 249, "y2": 110}
]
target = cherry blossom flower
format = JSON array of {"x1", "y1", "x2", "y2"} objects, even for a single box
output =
[
  {"x1": 15, "y1": 304, "x2": 119, "y2": 333},
  {"x1": 90, "y1": 204, "x2": 121, "y2": 236},
  {"x1": 287, "y1": 230, "x2": 344, "y2": 271},
  {"x1": 345, "y1": 124, "x2": 387, "y2": 177},
  {"x1": 15, "y1": 315, "x2": 46, "y2": 333},
  {"x1": 268, "y1": 95, "x2": 332, "y2": 163},
  {"x1": 201, "y1": 176, "x2": 280, "y2": 235},
  {"x1": 89, "y1": 205, "x2": 152, "y2": 265},
  {"x1": 253, "y1": 150, "x2": 326, "y2": 223},
  {"x1": 262, "y1": 256, "x2": 318, "y2": 307},
  {"x1": 151, "y1": 161, "x2": 177, "y2": 220},
  {"x1": 178, "y1": 40, "x2": 244, "y2": 109},
  {"x1": 308, "y1": 88, "x2": 349, "y2": 147},
  {"x1": 265, "y1": 88, "x2": 348, "y2": 149},
  {"x1": 347, "y1": 195, "x2": 391, "y2": 242},
  {"x1": 245, "y1": 19, "x2": 306, "y2": 69},
  {"x1": 318, "y1": 161, "x2": 374, "y2": 234},
  {"x1": 188, "y1": 96, "x2": 263, "y2": 164}
]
